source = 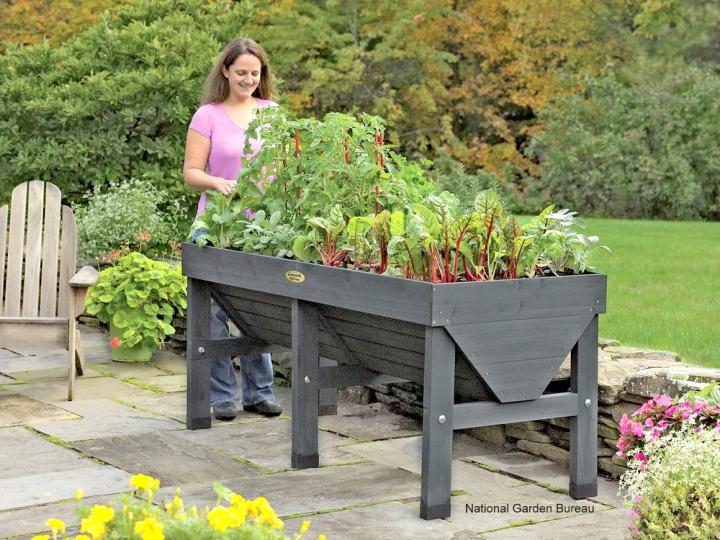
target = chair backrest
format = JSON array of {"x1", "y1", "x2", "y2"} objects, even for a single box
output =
[{"x1": 0, "y1": 181, "x2": 77, "y2": 317}]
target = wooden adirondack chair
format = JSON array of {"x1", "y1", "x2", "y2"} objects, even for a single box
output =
[{"x1": 0, "y1": 181, "x2": 98, "y2": 400}]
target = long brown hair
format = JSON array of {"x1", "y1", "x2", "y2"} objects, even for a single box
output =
[{"x1": 201, "y1": 38, "x2": 273, "y2": 104}]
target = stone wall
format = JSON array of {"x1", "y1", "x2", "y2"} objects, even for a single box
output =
[
  {"x1": 365, "y1": 344, "x2": 720, "y2": 478},
  {"x1": 97, "y1": 312, "x2": 720, "y2": 478}
]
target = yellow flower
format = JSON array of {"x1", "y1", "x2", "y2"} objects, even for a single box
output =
[
  {"x1": 207, "y1": 507, "x2": 232, "y2": 532},
  {"x1": 134, "y1": 517, "x2": 164, "y2": 540},
  {"x1": 165, "y1": 495, "x2": 184, "y2": 517},
  {"x1": 89, "y1": 505, "x2": 115, "y2": 523},
  {"x1": 76, "y1": 488, "x2": 84, "y2": 501},
  {"x1": 318, "y1": 536, "x2": 326, "y2": 540},
  {"x1": 299, "y1": 520, "x2": 311, "y2": 535},
  {"x1": 130, "y1": 474, "x2": 160, "y2": 495},
  {"x1": 75, "y1": 536, "x2": 91, "y2": 540},
  {"x1": 229, "y1": 493, "x2": 246, "y2": 509},
  {"x1": 79, "y1": 517, "x2": 105, "y2": 540},
  {"x1": 270, "y1": 516, "x2": 285, "y2": 529},
  {"x1": 46, "y1": 518, "x2": 66, "y2": 534},
  {"x1": 30, "y1": 536, "x2": 49, "y2": 540}
]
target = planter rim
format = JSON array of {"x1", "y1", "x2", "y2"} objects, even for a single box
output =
[
  {"x1": 182, "y1": 243, "x2": 607, "y2": 327},
  {"x1": 181, "y1": 243, "x2": 606, "y2": 286}
]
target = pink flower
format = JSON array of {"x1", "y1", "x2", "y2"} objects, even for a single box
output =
[
  {"x1": 657, "y1": 420, "x2": 670, "y2": 429},
  {"x1": 619, "y1": 414, "x2": 632, "y2": 435},
  {"x1": 634, "y1": 451, "x2": 647, "y2": 464},
  {"x1": 616, "y1": 437, "x2": 630, "y2": 455},
  {"x1": 664, "y1": 405, "x2": 678, "y2": 417},
  {"x1": 650, "y1": 428, "x2": 662, "y2": 439},
  {"x1": 694, "y1": 402, "x2": 708, "y2": 414},
  {"x1": 644, "y1": 418, "x2": 654, "y2": 427},
  {"x1": 630, "y1": 422, "x2": 644, "y2": 438},
  {"x1": 654, "y1": 395, "x2": 672, "y2": 407}
]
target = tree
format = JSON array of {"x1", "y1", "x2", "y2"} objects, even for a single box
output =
[
  {"x1": 0, "y1": 0, "x2": 127, "y2": 51},
  {"x1": 0, "y1": 0, "x2": 253, "y2": 212}
]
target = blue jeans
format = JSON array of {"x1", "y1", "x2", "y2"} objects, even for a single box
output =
[
  {"x1": 210, "y1": 302, "x2": 276, "y2": 406},
  {"x1": 190, "y1": 228, "x2": 276, "y2": 406}
]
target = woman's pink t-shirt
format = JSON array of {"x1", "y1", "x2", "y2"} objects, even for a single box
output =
[{"x1": 188, "y1": 98, "x2": 277, "y2": 217}]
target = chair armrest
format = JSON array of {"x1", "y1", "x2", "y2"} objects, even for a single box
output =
[{"x1": 69, "y1": 265, "x2": 99, "y2": 288}]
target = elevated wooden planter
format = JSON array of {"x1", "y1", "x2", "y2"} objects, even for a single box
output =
[{"x1": 182, "y1": 243, "x2": 607, "y2": 519}]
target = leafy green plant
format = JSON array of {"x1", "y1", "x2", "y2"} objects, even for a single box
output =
[
  {"x1": 681, "y1": 383, "x2": 720, "y2": 407},
  {"x1": 193, "y1": 107, "x2": 607, "y2": 283},
  {"x1": 85, "y1": 253, "x2": 187, "y2": 349},
  {"x1": 74, "y1": 178, "x2": 188, "y2": 262}
]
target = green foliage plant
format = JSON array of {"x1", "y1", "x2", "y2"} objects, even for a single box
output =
[
  {"x1": 619, "y1": 427, "x2": 720, "y2": 539},
  {"x1": 74, "y1": 178, "x2": 186, "y2": 262},
  {"x1": 192, "y1": 107, "x2": 607, "y2": 283},
  {"x1": 681, "y1": 383, "x2": 720, "y2": 407},
  {"x1": 0, "y1": 0, "x2": 253, "y2": 208},
  {"x1": 85, "y1": 252, "x2": 187, "y2": 349}
]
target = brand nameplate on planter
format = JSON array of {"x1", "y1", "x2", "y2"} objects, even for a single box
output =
[{"x1": 285, "y1": 271, "x2": 305, "y2": 283}]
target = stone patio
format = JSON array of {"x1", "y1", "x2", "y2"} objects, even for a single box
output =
[{"x1": 0, "y1": 325, "x2": 631, "y2": 539}]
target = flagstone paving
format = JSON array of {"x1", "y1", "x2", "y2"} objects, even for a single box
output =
[
  {"x1": 0, "y1": 325, "x2": 631, "y2": 539},
  {"x1": 0, "y1": 395, "x2": 80, "y2": 426},
  {"x1": 73, "y1": 431, "x2": 260, "y2": 484}
]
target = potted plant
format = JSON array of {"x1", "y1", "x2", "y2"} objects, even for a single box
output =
[
  {"x1": 183, "y1": 108, "x2": 608, "y2": 519},
  {"x1": 86, "y1": 252, "x2": 187, "y2": 362}
]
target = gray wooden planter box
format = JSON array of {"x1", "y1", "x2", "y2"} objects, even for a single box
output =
[{"x1": 182, "y1": 243, "x2": 606, "y2": 520}]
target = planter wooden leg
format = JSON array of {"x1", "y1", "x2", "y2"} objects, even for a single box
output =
[
  {"x1": 570, "y1": 315, "x2": 598, "y2": 498},
  {"x1": 420, "y1": 327, "x2": 455, "y2": 520},
  {"x1": 319, "y1": 358, "x2": 338, "y2": 416},
  {"x1": 187, "y1": 278, "x2": 212, "y2": 430},
  {"x1": 291, "y1": 299, "x2": 320, "y2": 468}
]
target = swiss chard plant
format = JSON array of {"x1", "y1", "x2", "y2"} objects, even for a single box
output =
[{"x1": 191, "y1": 107, "x2": 609, "y2": 282}]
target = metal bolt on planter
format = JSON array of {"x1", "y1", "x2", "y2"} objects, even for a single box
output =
[
  {"x1": 197, "y1": 347, "x2": 205, "y2": 354},
  {"x1": 438, "y1": 415, "x2": 446, "y2": 424}
]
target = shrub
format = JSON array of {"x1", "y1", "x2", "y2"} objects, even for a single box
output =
[
  {"x1": 74, "y1": 178, "x2": 187, "y2": 262},
  {"x1": 619, "y1": 428, "x2": 720, "y2": 539},
  {"x1": 0, "y1": 0, "x2": 253, "y2": 208},
  {"x1": 32, "y1": 473, "x2": 323, "y2": 540},
  {"x1": 527, "y1": 69, "x2": 720, "y2": 220}
]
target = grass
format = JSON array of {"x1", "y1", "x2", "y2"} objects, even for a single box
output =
[{"x1": 582, "y1": 218, "x2": 720, "y2": 368}]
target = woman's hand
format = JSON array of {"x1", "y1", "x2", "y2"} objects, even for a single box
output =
[{"x1": 212, "y1": 177, "x2": 237, "y2": 195}]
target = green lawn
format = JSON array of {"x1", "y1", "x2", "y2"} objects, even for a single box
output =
[{"x1": 581, "y1": 218, "x2": 720, "y2": 368}]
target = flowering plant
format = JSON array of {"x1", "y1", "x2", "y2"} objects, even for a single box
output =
[
  {"x1": 74, "y1": 178, "x2": 187, "y2": 263},
  {"x1": 615, "y1": 392, "x2": 720, "y2": 465},
  {"x1": 619, "y1": 428, "x2": 720, "y2": 538},
  {"x1": 32, "y1": 473, "x2": 324, "y2": 540},
  {"x1": 85, "y1": 253, "x2": 187, "y2": 350}
]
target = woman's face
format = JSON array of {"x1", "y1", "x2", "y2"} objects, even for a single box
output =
[{"x1": 223, "y1": 53, "x2": 262, "y2": 100}]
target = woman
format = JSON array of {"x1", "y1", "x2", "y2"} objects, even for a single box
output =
[{"x1": 183, "y1": 38, "x2": 282, "y2": 420}]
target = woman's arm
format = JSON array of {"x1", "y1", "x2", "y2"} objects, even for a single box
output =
[{"x1": 183, "y1": 129, "x2": 236, "y2": 195}]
